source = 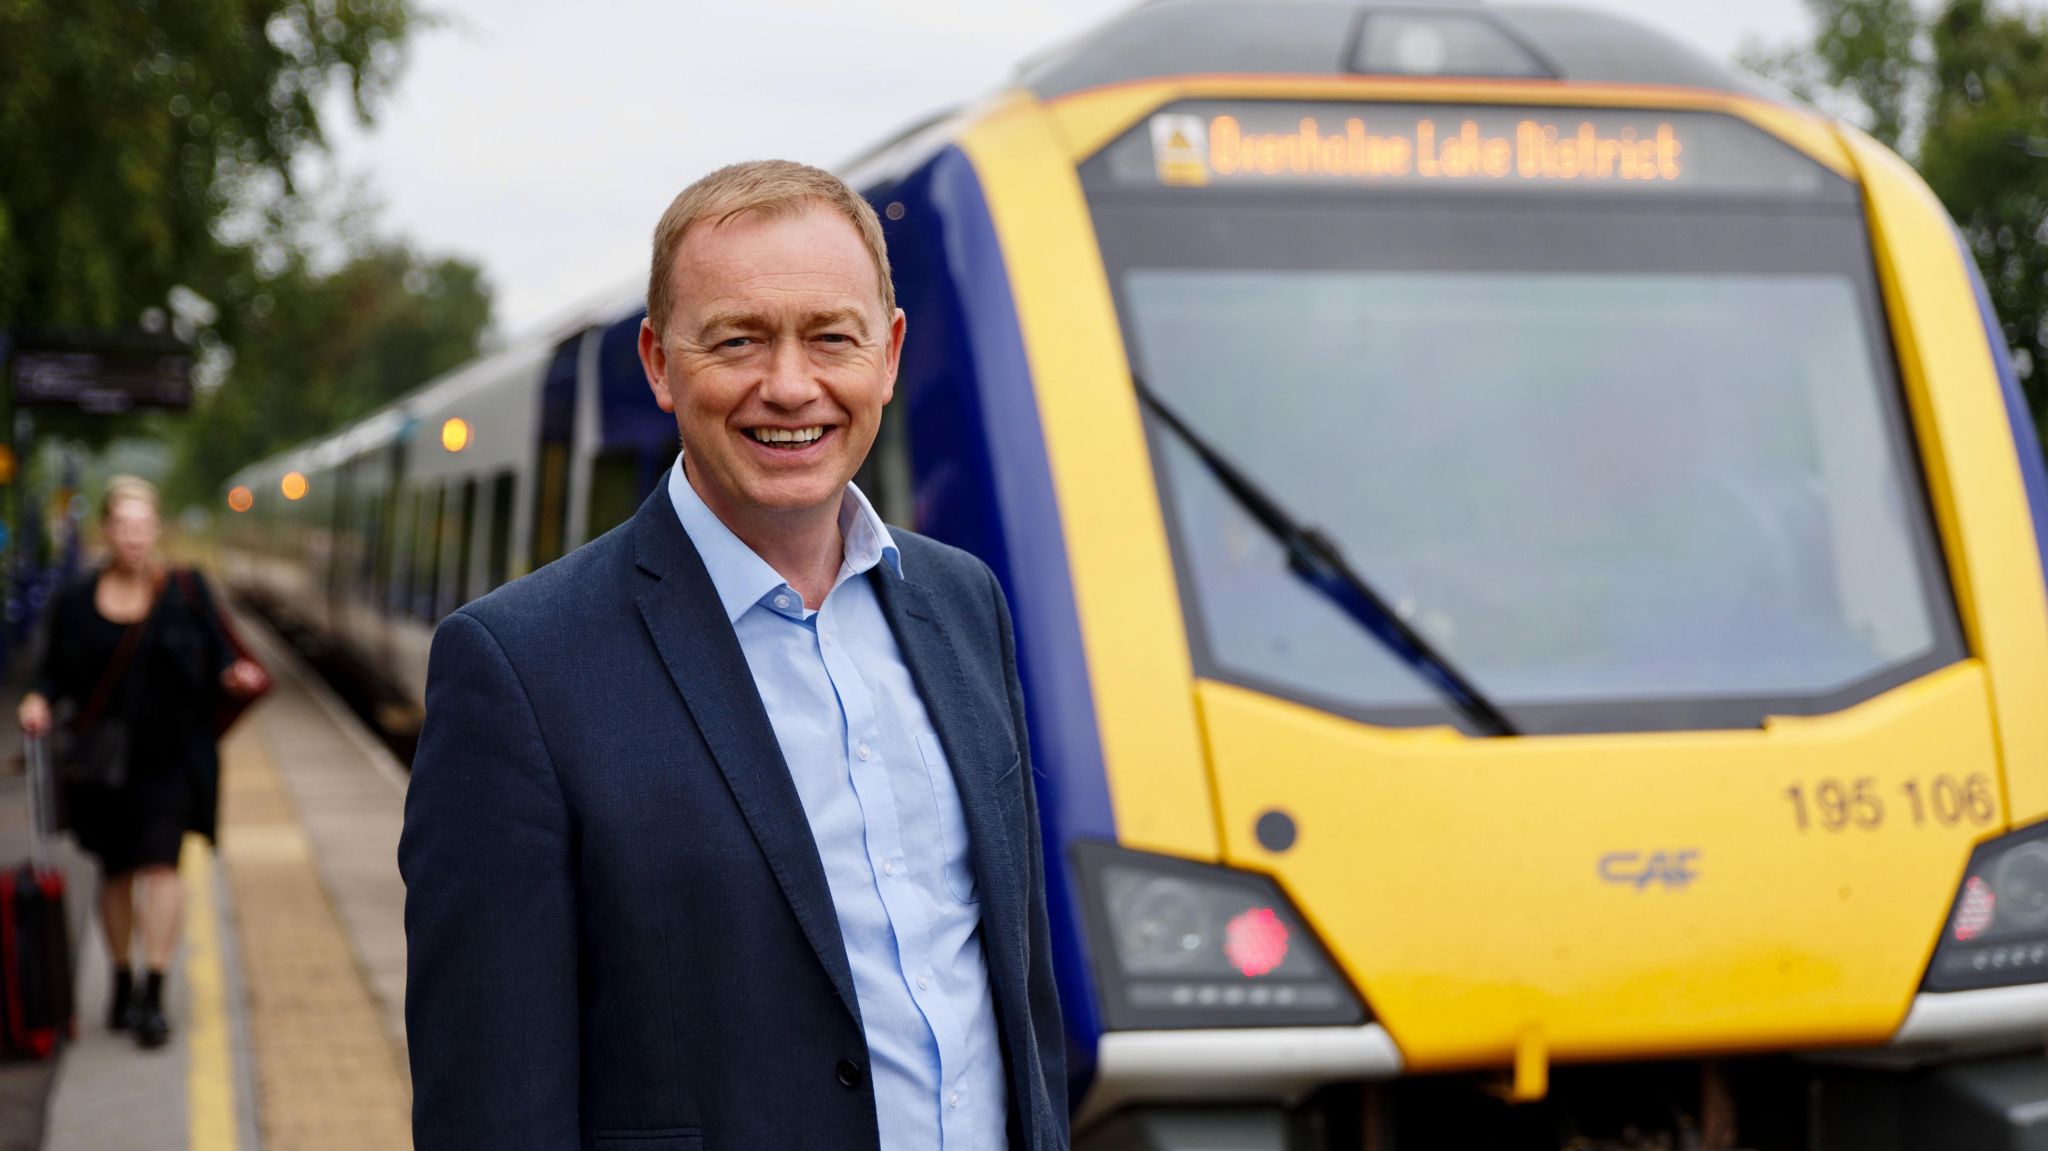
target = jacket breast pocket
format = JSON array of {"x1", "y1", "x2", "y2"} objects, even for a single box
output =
[
  {"x1": 917, "y1": 732, "x2": 979, "y2": 904},
  {"x1": 591, "y1": 1130, "x2": 701, "y2": 1151}
]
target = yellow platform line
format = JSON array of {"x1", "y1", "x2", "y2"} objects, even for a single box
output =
[{"x1": 183, "y1": 833, "x2": 237, "y2": 1151}]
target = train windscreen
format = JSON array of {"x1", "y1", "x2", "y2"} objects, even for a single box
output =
[{"x1": 1082, "y1": 102, "x2": 1964, "y2": 733}]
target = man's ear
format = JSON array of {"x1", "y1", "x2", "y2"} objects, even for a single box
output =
[
  {"x1": 881, "y1": 308, "x2": 906, "y2": 405},
  {"x1": 638, "y1": 319, "x2": 675, "y2": 413}
]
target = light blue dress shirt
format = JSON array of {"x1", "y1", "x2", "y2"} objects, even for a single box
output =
[{"x1": 667, "y1": 456, "x2": 1007, "y2": 1150}]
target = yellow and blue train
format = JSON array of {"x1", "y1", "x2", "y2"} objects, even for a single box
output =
[{"x1": 224, "y1": 2, "x2": 2048, "y2": 1146}]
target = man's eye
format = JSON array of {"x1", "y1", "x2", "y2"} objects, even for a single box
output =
[
  {"x1": 817, "y1": 333, "x2": 852, "y2": 344},
  {"x1": 719, "y1": 337, "x2": 753, "y2": 349}
]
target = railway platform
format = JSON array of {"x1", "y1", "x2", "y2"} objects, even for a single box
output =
[{"x1": 4, "y1": 600, "x2": 415, "y2": 1151}]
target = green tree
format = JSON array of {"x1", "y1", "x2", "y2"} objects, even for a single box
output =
[
  {"x1": 164, "y1": 238, "x2": 492, "y2": 508},
  {"x1": 0, "y1": 1, "x2": 492, "y2": 512},
  {"x1": 1918, "y1": 0, "x2": 2048, "y2": 421},
  {"x1": 1748, "y1": 0, "x2": 1924, "y2": 149},
  {"x1": 0, "y1": 0, "x2": 414, "y2": 335},
  {"x1": 1748, "y1": 0, "x2": 2048, "y2": 430}
]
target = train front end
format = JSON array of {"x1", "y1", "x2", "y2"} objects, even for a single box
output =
[{"x1": 868, "y1": 3, "x2": 2048, "y2": 1147}]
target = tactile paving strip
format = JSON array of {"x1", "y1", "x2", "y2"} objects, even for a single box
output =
[{"x1": 217, "y1": 726, "x2": 412, "y2": 1151}]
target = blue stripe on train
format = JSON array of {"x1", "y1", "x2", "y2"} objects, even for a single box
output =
[
  {"x1": 1959, "y1": 230, "x2": 2048, "y2": 600},
  {"x1": 596, "y1": 311, "x2": 683, "y2": 497},
  {"x1": 870, "y1": 144, "x2": 1117, "y2": 1103}
]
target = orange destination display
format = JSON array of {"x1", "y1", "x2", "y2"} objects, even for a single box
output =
[
  {"x1": 1208, "y1": 115, "x2": 1679, "y2": 181},
  {"x1": 1118, "y1": 102, "x2": 1838, "y2": 197}
]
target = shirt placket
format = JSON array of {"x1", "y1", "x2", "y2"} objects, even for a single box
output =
[{"x1": 813, "y1": 594, "x2": 979, "y2": 1148}]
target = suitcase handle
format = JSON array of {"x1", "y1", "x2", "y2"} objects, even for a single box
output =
[{"x1": 21, "y1": 736, "x2": 50, "y2": 872}]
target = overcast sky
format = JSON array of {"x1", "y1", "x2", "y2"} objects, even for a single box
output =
[{"x1": 313, "y1": 0, "x2": 1821, "y2": 338}]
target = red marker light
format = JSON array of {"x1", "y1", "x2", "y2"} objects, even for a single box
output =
[
  {"x1": 1956, "y1": 875, "x2": 1996, "y2": 942},
  {"x1": 1224, "y1": 907, "x2": 1290, "y2": 977}
]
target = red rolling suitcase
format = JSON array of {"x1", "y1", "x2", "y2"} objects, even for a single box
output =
[{"x1": 3, "y1": 736, "x2": 73, "y2": 1058}]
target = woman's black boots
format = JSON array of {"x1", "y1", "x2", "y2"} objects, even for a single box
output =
[
  {"x1": 134, "y1": 969, "x2": 169, "y2": 1049},
  {"x1": 109, "y1": 965, "x2": 162, "y2": 1045},
  {"x1": 107, "y1": 966, "x2": 135, "y2": 1031}
]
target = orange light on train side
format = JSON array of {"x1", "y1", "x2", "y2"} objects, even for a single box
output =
[
  {"x1": 281, "y1": 472, "x2": 308, "y2": 501},
  {"x1": 227, "y1": 486, "x2": 254, "y2": 513},
  {"x1": 442, "y1": 417, "x2": 471, "y2": 453}
]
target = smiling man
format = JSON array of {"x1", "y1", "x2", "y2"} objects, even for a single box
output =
[{"x1": 399, "y1": 160, "x2": 1067, "y2": 1151}]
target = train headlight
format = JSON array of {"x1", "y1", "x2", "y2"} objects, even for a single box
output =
[
  {"x1": 1075, "y1": 843, "x2": 1366, "y2": 1030},
  {"x1": 1926, "y1": 822, "x2": 2048, "y2": 991}
]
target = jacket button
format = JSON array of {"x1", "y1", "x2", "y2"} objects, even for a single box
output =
[{"x1": 835, "y1": 1058, "x2": 863, "y2": 1088}]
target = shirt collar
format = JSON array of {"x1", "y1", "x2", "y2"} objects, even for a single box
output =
[{"x1": 666, "y1": 453, "x2": 902, "y2": 624}]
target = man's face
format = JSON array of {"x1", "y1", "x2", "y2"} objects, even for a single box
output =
[{"x1": 638, "y1": 204, "x2": 904, "y2": 531}]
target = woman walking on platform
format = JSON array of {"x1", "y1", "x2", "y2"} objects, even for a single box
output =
[{"x1": 17, "y1": 476, "x2": 267, "y2": 1049}]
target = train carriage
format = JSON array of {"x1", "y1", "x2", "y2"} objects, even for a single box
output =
[{"x1": 224, "y1": 2, "x2": 2048, "y2": 1145}]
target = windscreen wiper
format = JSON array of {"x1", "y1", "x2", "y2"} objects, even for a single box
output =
[{"x1": 1133, "y1": 378, "x2": 1518, "y2": 737}]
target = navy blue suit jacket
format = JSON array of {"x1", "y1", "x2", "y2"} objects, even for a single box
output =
[{"x1": 400, "y1": 490, "x2": 1067, "y2": 1150}]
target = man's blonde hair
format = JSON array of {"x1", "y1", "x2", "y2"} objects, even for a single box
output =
[
  {"x1": 101, "y1": 474, "x2": 160, "y2": 520},
  {"x1": 646, "y1": 159, "x2": 894, "y2": 337}
]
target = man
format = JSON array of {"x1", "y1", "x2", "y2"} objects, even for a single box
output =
[{"x1": 400, "y1": 160, "x2": 1066, "y2": 1150}]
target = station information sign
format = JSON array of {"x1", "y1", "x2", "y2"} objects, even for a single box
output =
[
  {"x1": 1106, "y1": 102, "x2": 1838, "y2": 198},
  {"x1": 8, "y1": 331, "x2": 194, "y2": 413}
]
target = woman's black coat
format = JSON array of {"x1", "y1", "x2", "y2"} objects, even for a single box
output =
[{"x1": 32, "y1": 568, "x2": 236, "y2": 843}]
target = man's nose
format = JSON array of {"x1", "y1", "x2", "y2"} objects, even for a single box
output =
[{"x1": 759, "y1": 337, "x2": 823, "y2": 408}]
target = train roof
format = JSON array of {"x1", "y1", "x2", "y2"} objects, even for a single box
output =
[
  {"x1": 845, "y1": 1, "x2": 1781, "y2": 191},
  {"x1": 228, "y1": 281, "x2": 644, "y2": 487},
  {"x1": 1019, "y1": 1, "x2": 1771, "y2": 100},
  {"x1": 231, "y1": 1, "x2": 1779, "y2": 491}
]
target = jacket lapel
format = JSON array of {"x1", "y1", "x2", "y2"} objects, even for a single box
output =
[
  {"x1": 870, "y1": 563, "x2": 1026, "y2": 948},
  {"x1": 628, "y1": 493, "x2": 863, "y2": 1026}
]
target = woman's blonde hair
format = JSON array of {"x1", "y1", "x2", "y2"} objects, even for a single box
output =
[{"x1": 101, "y1": 475, "x2": 161, "y2": 520}]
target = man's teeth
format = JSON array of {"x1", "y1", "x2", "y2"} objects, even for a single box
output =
[{"x1": 749, "y1": 427, "x2": 825, "y2": 444}]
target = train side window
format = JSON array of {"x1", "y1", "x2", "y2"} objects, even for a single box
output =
[
  {"x1": 487, "y1": 470, "x2": 515, "y2": 591},
  {"x1": 585, "y1": 449, "x2": 642, "y2": 541},
  {"x1": 533, "y1": 444, "x2": 569, "y2": 568},
  {"x1": 449, "y1": 477, "x2": 478, "y2": 615},
  {"x1": 855, "y1": 403, "x2": 915, "y2": 528}
]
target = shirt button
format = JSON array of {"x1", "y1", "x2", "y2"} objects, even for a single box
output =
[
  {"x1": 916, "y1": 973, "x2": 930, "y2": 990},
  {"x1": 774, "y1": 594, "x2": 791, "y2": 610},
  {"x1": 856, "y1": 744, "x2": 871, "y2": 761},
  {"x1": 822, "y1": 632, "x2": 833, "y2": 646},
  {"x1": 948, "y1": 1091, "x2": 961, "y2": 1109},
  {"x1": 881, "y1": 859, "x2": 895, "y2": 876}
]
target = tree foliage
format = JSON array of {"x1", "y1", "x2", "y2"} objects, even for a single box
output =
[
  {"x1": 0, "y1": 1, "x2": 496, "y2": 509},
  {"x1": 1748, "y1": 0, "x2": 1924, "y2": 149},
  {"x1": 164, "y1": 241, "x2": 492, "y2": 508},
  {"x1": 0, "y1": 0, "x2": 413, "y2": 333},
  {"x1": 1749, "y1": 0, "x2": 2048, "y2": 431},
  {"x1": 1920, "y1": 0, "x2": 2048, "y2": 415}
]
